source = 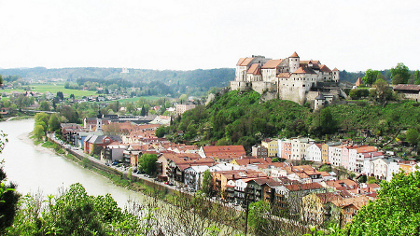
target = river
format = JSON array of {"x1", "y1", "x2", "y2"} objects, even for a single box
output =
[{"x1": 0, "y1": 118, "x2": 146, "y2": 208}]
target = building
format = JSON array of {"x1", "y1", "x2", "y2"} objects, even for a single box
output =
[
  {"x1": 199, "y1": 145, "x2": 246, "y2": 161},
  {"x1": 230, "y1": 52, "x2": 344, "y2": 106},
  {"x1": 261, "y1": 138, "x2": 278, "y2": 157},
  {"x1": 393, "y1": 84, "x2": 420, "y2": 102},
  {"x1": 175, "y1": 104, "x2": 196, "y2": 116},
  {"x1": 251, "y1": 145, "x2": 268, "y2": 158},
  {"x1": 306, "y1": 143, "x2": 322, "y2": 162}
]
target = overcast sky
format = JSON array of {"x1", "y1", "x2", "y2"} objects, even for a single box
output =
[{"x1": 0, "y1": 0, "x2": 419, "y2": 72}]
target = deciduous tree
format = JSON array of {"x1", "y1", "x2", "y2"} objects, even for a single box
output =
[
  {"x1": 348, "y1": 171, "x2": 420, "y2": 235},
  {"x1": 138, "y1": 153, "x2": 158, "y2": 176},
  {"x1": 391, "y1": 62, "x2": 410, "y2": 84}
]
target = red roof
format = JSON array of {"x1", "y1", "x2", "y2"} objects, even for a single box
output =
[
  {"x1": 261, "y1": 60, "x2": 283, "y2": 69},
  {"x1": 290, "y1": 51, "x2": 299, "y2": 58},
  {"x1": 202, "y1": 145, "x2": 246, "y2": 159},
  {"x1": 237, "y1": 58, "x2": 254, "y2": 66},
  {"x1": 292, "y1": 67, "x2": 316, "y2": 74},
  {"x1": 286, "y1": 182, "x2": 323, "y2": 191},
  {"x1": 247, "y1": 64, "x2": 261, "y2": 75},
  {"x1": 320, "y1": 65, "x2": 332, "y2": 73}
]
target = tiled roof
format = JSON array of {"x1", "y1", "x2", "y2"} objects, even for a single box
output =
[
  {"x1": 203, "y1": 145, "x2": 246, "y2": 159},
  {"x1": 277, "y1": 73, "x2": 291, "y2": 78},
  {"x1": 261, "y1": 60, "x2": 283, "y2": 69},
  {"x1": 290, "y1": 52, "x2": 299, "y2": 58},
  {"x1": 237, "y1": 58, "x2": 254, "y2": 66},
  {"x1": 292, "y1": 67, "x2": 316, "y2": 74},
  {"x1": 286, "y1": 182, "x2": 323, "y2": 191},
  {"x1": 247, "y1": 64, "x2": 261, "y2": 75},
  {"x1": 394, "y1": 84, "x2": 420, "y2": 92},
  {"x1": 320, "y1": 65, "x2": 332, "y2": 73}
]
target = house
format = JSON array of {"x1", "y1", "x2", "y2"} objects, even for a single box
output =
[
  {"x1": 278, "y1": 139, "x2": 292, "y2": 159},
  {"x1": 60, "y1": 123, "x2": 83, "y2": 144},
  {"x1": 276, "y1": 182, "x2": 325, "y2": 214},
  {"x1": 251, "y1": 145, "x2": 268, "y2": 158},
  {"x1": 290, "y1": 138, "x2": 314, "y2": 161},
  {"x1": 348, "y1": 146, "x2": 378, "y2": 173},
  {"x1": 184, "y1": 165, "x2": 210, "y2": 191},
  {"x1": 122, "y1": 143, "x2": 144, "y2": 167},
  {"x1": 83, "y1": 134, "x2": 121, "y2": 155},
  {"x1": 300, "y1": 192, "x2": 343, "y2": 225},
  {"x1": 211, "y1": 169, "x2": 267, "y2": 194},
  {"x1": 393, "y1": 84, "x2": 420, "y2": 102},
  {"x1": 231, "y1": 157, "x2": 272, "y2": 169},
  {"x1": 164, "y1": 154, "x2": 214, "y2": 185},
  {"x1": 306, "y1": 143, "x2": 322, "y2": 162},
  {"x1": 261, "y1": 138, "x2": 278, "y2": 157},
  {"x1": 331, "y1": 196, "x2": 370, "y2": 227},
  {"x1": 175, "y1": 104, "x2": 196, "y2": 116},
  {"x1": 199, "y1": 145, "x2": 246, "y2": 161},
  {"x1": 102, "y1": 143, "x2": 128, "y2": 163}
]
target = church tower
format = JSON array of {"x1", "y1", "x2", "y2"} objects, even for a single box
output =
[
  {"x1": 96, "y1": 110, "x2": 103, "y2": 132},
  {"x1": 289, "y1": 51, "x2": 300, "y2": 73}
]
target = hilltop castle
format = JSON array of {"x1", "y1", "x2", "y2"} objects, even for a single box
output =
[{"x1": 230, "y1": 52, "x2": 346, "y2": 108}]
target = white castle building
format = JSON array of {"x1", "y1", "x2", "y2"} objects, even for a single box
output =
[{"x1": 230, "y1": 52, "x2": 346, "y2": 107}]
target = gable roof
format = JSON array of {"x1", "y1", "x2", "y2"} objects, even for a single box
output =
[
  {"x1": 394, "y1": 84, "x2": 420, "y2": 92},
  {"x1": 320, "y1": 65, "x2": 332, "y2": 73},
  {"x1": 237, "y1": 58, "x2": 254, "y2": 66},
  {"x1": 247, "y1": 64, "x2": 261, "y2": 75},
  {"x1": 286, "y1": 182, "x2": 323, "y2": 191},
  {"x1": 202, "y1": 145, "x2": 246, "y2": 159},
  {"x1": 292, "y1": 67, "x2": 316, "y2": 74},
  {"x1": 261, "y1": 60, "x2": 283, "y2": 69}
]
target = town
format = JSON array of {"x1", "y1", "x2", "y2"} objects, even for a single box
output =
[{"x1": 57, "y1": 104, "x2": 417, "y2": 228}]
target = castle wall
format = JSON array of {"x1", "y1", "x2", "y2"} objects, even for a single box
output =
[
  {"x1": 279, "y1": 86, "x2": 307, "y2": 105},
  {"x1": 252, "y1": 81, "x2": 275, "y2": 94}
]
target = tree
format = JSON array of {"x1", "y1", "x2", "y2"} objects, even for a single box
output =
[
  {"x1": 140, "y1": 104, "x2": 146, "y2": 116},
  {"x1": 361, "y1": 69, "x2": 379, "y2": 85},
  {"x1": 33, "y1": 125, "x2": 45, "y2": 140},
  {"x1": 201, "y1": 169, "x2": 213, "y2": 196},
  {"x1": 0, "y1": 132, "x2": 19, "y2": 234},
  {"x1": 414, "y1": 70, "x2": 420, "y2": 85},
  {"x1": 348, "y1": 171, "x2": 420, "y2": 235},
  {"x1": 372, "y1": 78, "x2": 392, "y2": 103},
  {"x1": 38, "y1": 101, "x2": 50, "y2": 111},
  {"x1": 48, "y1": 114, "x2": 61, "y2": 132},
  {"x1": 34, "y1": 112, "x2": 50, "y2": 132},
  {"x1": 406, "y1": 128, "x2": 419, "y2": 146},
  {"x1": 56, "y1": 91, "x2": 64, "y2": 101},
  {"x1": 155, "y1": 126, "x2": 166, "y2": 138},
  {"x1": 70, "y1": 94, "x2": 75, "y2": 100},
  {"x1": 391, "y1": 62, "x2": 410, "y2": 84},
  {"x1": 138, "y1": 153, "x2": 157, "y2": 176}
]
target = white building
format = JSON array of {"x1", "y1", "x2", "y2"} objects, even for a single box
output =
[
  {"x1": 184, "y1": 165, "x2": 210, "y2": 191},
  {"x1": 230, "y1": 52, "x2": 342, "y2": 105},
  {"x1": 306, "y1": 143, "x2": 322, "y2": 162},
  {"x1": 329, "y1": 145, "x2": 343, "y2": 167}
]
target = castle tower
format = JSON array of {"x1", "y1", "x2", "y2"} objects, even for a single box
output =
[
  {"x1": 289, "y1": 52, "x2": 300, "y2": 73},
  {"x1": 332, "y1": 68, "x2": 340, "y2": 82},
  {"x1": 96, "y1": 110, "x2": 103, "y2": 132}
]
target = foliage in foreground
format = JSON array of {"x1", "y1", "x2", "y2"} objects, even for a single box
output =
[
  {"x1": 5, "y1": 183, "x2": 157, "y2": 236},
  {"x1": 347, "y1": 171, "x2": 420, "y2": 235}
]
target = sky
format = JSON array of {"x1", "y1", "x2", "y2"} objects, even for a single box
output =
[{"x1": 0, "y1": 0, "x2": 419, "y2": 72}]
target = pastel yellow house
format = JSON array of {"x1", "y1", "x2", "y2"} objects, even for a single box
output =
[{"x1": 261, "y1": 138, "x2": 278, "y2": 157}]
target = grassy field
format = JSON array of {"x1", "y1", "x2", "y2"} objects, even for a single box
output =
[
  {"x1": 5, "y1": 83, "x2": 97, "y2": 98},
  {"x1": 4, "y1": 83, "x2": 163, "y2": 102}
]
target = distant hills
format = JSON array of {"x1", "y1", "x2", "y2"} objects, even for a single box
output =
[{"x1": 0, "y1": 67, "x2": 368, "y2": 96}]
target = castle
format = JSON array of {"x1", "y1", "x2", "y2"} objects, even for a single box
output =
[{"x1": 230, "y1": 52, "x2": 346, "y2": 109}]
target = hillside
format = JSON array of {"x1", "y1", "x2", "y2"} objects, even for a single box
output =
[
  {"x1": 0, "y1": 67, "x2": 235, "y2": 96},
  {"x1": 168, "y1": 90, "x2": 420, "y2": 152}
]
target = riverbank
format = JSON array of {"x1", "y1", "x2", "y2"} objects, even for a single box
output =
[{"x1": 35, "y1": 133, "x2": 249, "y2": 234}]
